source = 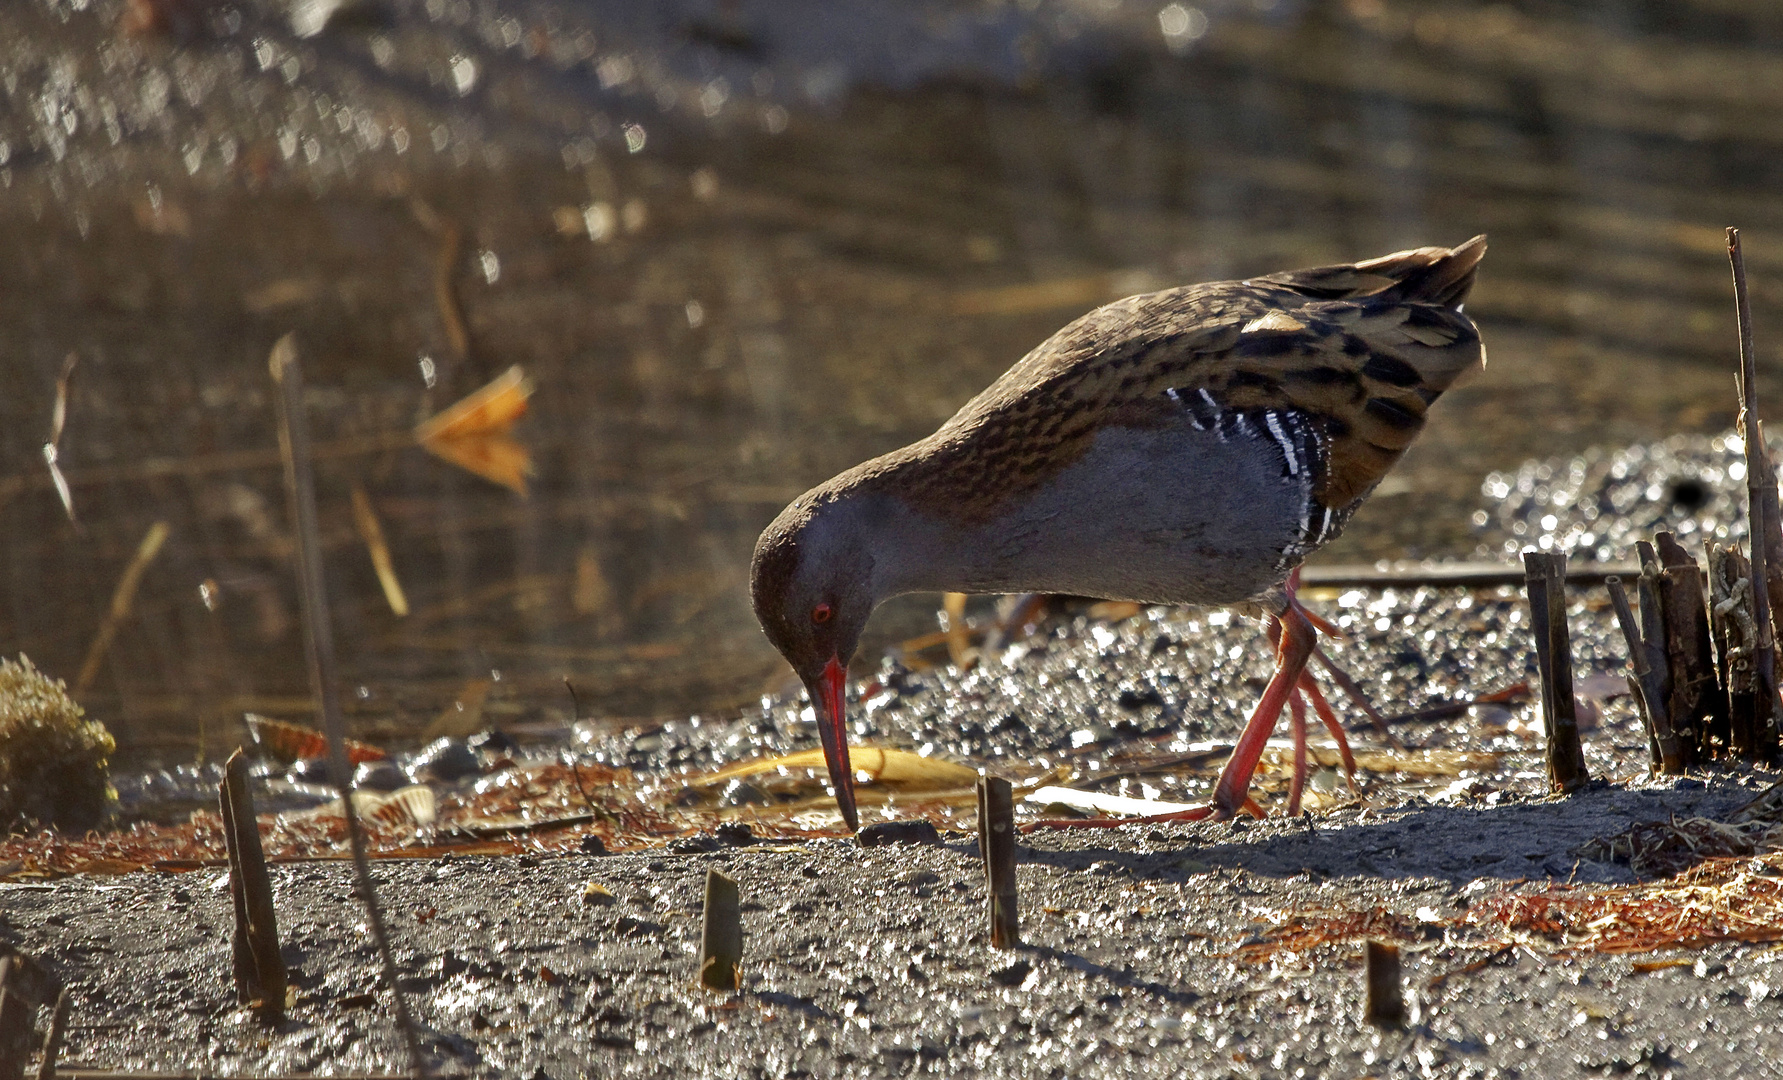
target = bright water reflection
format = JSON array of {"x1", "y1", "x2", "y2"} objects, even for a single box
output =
[{"x1": 0, "y1": 0, "x2": 1779, "y2": 763}]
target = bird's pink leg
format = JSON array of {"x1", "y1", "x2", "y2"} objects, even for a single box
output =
[
  {"x1": 1310, "y1": 645, "x2": 1404, "y2": 751},
  {"x1": 1286, "y1": 689, "x2": 1309, "y2": 818},
  {"x1": 1023, "y1": 572, "x2": 1389, "y2": 832},
  {"x1": 1296, "y1": 671, "x2": 1359, "y2": 791},
  {"x1": 1281, "y1": 566, "x2": 1403, "y2": 753},
  {"x1": 1208, "y1": 603, "x2": 1316, "y2": 817},
  {"x1": 1023, "y1": 603, "x2": 1318, "y2": 832}
]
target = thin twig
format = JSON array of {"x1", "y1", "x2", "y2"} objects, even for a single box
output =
[
  {"x1": 411, "y1": 200, "x2": 471, "y2": 362},
  {"x1": 559, "y1": 679, "x2": 598, "y2": 815},
  {"x1": 1300, "y1": 561, "x2": 1640, "y2": 589},
  {"x1": 270, "y1": 336, "x2": 428, "y2": 1078},
  {"x1": 350, "y1": 484, "x2": 408, "y2": 617}
]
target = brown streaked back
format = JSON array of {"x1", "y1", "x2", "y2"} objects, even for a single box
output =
[{"x1": 848, "y1": 237, "x2": 1487, "y2": 523}]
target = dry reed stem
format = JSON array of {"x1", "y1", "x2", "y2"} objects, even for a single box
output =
[
  {"x1": 32, "y1": 990, "x2": 68, "y2": 1080},
  {"x1": 410, "y1": 200, "x2": 471, "y2": 361},
  {"x1": 1523, "y1": 551, "x2": 1588, "y2": 792},
  {"x1": 74, "y1": 521, "x2": 169, "y2": 694},
  {"x1": 43, "y1": 353, "x2": 77, "y2": 526},
  {"x1": 350, "y1": 484, "x2": 408, "y2": 617},
  {"x1": 270, "y1": 336, "x2": 427, "y2": 1077}
]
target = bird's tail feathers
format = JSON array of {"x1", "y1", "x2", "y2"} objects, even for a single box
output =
[
  {"x1": 1364, "y1": 234, "x2": 1487, "y2": 308},
  {"x1": 1260, "y1": 235, "x2": 1487, "y2": 308}
]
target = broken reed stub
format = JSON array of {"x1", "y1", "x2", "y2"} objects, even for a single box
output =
[
  {"x1": 1707, "y1": 546, "x2": 1767, "y2": 761},
  {"x1": 697, "y1": 868, "x2": 743, "y2": 993},
  {"x1": 1606, "y1": 577, "x2": 1685, "y2": 774},
  {"x1": 1523, "y1": 551, "x2": 1589, "y2": 793},
  {"x1": 0, "y1": 951, "x2": 59, "y2": 1080},
  {"x1": 977, "y1": 776, "x2": 1020, "y2": 950},
  {"x1": 33, "y1": 989, "x2": 68, "y2": 1080},
  {"x1": 0, "y1": 957, "x2": 22, "y2": 1080},
  {"x1": 1655, "y1": 532, "x2": 1726, "y2": 757},
  {"x1": 220, "y1": 747, "x2": 286, "y2": 1014},
  {"x1": 1363, "y1": 941, "x2": 1407, "y2": 1028}
]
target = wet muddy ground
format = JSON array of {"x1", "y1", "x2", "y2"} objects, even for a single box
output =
[{"x1": 6, "y1": 772, "x2": 1782, "y2": 1078}]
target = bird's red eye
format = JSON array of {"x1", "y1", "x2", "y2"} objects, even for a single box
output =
[{"x1": 811, "y1": 603, "x2": 833, "y2": 624}]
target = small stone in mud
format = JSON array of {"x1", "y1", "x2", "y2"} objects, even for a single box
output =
[
  {"x1": 721, "y1": 779, "x2": 771, "y2": 805},
  {"x1": 715, "y1": 821, "x2": 755, "y2": 846},
  {"x1": 581, "y1": 882, "x2": 618, "y2": 906},
  {"x1": 900, "y1": 869, "x2": 941, "y2": 887},
  {"x1": 613, "y1": 915, "x2": 664, "y2": 937},
  {"x1": 579, "y1": 835, "x2": 609, "y2": 855},
  {"x1": 467, "y1": 728, "x2": 519, "y2": 757},
  {"x1": 353, "y1": 759, "x2": 405, "y2": 791},
  {"x1": 409, "y1": 738, "x2": 480, "y2": 783},
  {"x1": 857, "y1": 821, "x2": 944, "y2": 847},
  {"x1": 669, "y1": 834, "x2": 722, "y2": 854},
  {"x1": 989, "y1": 958, "x2": 1032, "y2": 987},
  {"x1": 289, "y1": 756, "x2": 344, "y2": 785}
]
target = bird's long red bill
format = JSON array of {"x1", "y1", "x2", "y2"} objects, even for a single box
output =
[{"x1": 811, "y1": 654, "x2": 858, "y2": 832}]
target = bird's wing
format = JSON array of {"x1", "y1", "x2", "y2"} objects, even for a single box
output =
[{"x1": 882, "y1": 238, "x2": 1487, "y2": 523}]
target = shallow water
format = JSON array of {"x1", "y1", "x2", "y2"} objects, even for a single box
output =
[{"x1": 2, "y1": 0, "x2": 1782, "y2": 766}]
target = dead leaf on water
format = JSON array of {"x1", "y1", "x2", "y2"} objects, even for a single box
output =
[
  {"x1": 693, "y1": 746, "x2": 981, "y2": 791},
  {"x1": 416, "y1": 366, "x2": 535, "y2": 494},
  {"x1": 242, "y1": 278, "x2": 326, "y2": 314},
  {"x1": 419, "y1": 432, "x2": 533, "y2": 494},
  {"x1": 416, "y1": 366, "x2": 533, "y2": 441}
]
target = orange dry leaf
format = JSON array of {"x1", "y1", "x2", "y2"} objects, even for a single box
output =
[
  {"x1": 416, "y1": 366, "x2": 536, "y2": 494},
  {"x1": 416, "y1": 366, "x2": 533, "y2": 441},
  {"x1": 420, "y1": 433, "x2": 533, "y2": 495}
]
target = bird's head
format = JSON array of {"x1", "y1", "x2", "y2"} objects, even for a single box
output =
[{"x1": 750, "y1": 494, "x2": 879, "y2": 831}]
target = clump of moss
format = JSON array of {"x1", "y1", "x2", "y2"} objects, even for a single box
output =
[{"x1": 0, "y1": 655, "x2": 115, "y2": 832}]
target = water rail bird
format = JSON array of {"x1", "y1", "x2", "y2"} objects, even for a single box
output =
[{"x1": 752, "y1": 237, "x2": 1488, "y2": 831}]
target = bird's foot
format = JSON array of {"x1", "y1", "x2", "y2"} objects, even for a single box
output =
[{"x1": 1270, "y1": 567, "x2": 1408, "y2": 817}]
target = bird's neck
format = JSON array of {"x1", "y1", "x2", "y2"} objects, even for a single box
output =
[{"x1": 799, "y1": 478, "x2": 970, "y2": 604}]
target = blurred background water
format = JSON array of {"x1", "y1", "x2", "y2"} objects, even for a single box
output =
[{"x1": 1, "y1": 0, "x2": 1780, "y2": 766}]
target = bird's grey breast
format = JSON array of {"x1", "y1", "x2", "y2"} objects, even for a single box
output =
[{"x1": 941, "y1": 404, "x2": 1330, "y2": 605}]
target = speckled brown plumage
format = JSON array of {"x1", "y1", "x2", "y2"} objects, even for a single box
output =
[
  {"x1": 846, "y1": 236, "x2": 1486, "y2": 525},
  {"x1": 750, "y1": 237, "x2": 1489, "y2": 831}
]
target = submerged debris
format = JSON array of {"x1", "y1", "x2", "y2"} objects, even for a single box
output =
[{"x1": 0, "y1": 656, "x2": 114, "y2": 832}]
